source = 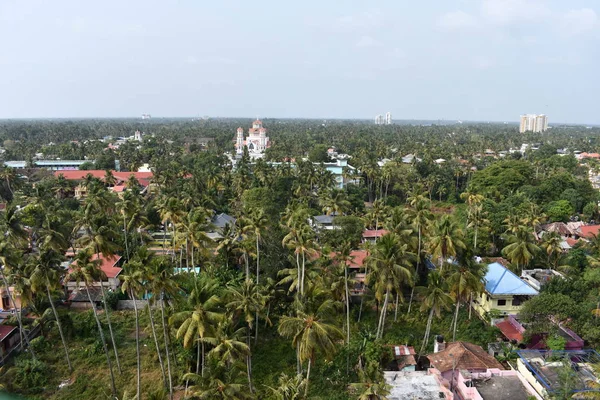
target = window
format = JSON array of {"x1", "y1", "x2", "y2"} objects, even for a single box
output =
[{"x1": 497, "y1": 299, "x2": 507, "y2": 306}]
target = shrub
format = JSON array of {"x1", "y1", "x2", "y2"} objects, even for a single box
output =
[{"x1": 12, "y1": 358, "x2": 48, "y2": 393}]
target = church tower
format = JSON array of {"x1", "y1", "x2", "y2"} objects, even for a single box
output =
[{"x1": 236, "y1": 127, "x2": 244, "y2": 155}]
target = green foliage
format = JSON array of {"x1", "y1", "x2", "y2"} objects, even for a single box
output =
[
  {"x1": 546, "y1": 334, "x2": 567, "y2": 350},
  {"x1": 520, "y1": 293, "x2": 578, "y2": 335},
  {"x1": 308, "y1": 144, "x2": 330, "y2": 163},
  {"x1": 104, "y1": 290, "x2": 120, "y2": 310},
  {"x1": 546, "y1": 200, "x2": 574, "y2": 222},
  {"x1": 11, "y1": 358, "x2": 49, "y2": 393}
]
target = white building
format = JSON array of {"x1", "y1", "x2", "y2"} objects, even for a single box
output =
[
  {"x1": 375, "y1": 112, "x2": 392, "y2": 125},
  {"x1": 235, "y1": 119, "x2": 271, "y2": 158},
  {"x1": 385, "y1": 112, "x2": 392, "y2": 125},
  {"x1": 519, "y1": 114, "x2": 548, "y2": 133}
]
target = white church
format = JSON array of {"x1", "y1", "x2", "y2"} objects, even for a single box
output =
[{"x1": 235, "y1": 119, "x2": 270, "y2": 158}]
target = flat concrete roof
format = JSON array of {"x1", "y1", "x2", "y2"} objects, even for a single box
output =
[
  {"x1": 474, "y1": 375, "x2": 531, "y2": 400},
  {"x1": 384, "y1": 371, "x2": 445, "y2": 400}
]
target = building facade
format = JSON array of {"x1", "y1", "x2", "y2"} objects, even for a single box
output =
[
  {"x1": 235, "y1": 119, "x2": 270, "y2": 158},
  {"x1": 519, "y1": 114, "x2": 548, "y2": 133}
]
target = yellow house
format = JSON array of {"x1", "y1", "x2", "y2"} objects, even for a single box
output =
[{"x1": 473, "y1": 262, "x2": 538, "y2": 319}]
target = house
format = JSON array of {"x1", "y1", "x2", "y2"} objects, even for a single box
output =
[
  {"x1": 66, "y1": 254, "x2": 123, "y2": 293},
  {"x1": 0, "y1": 286, "x2": 23, "y2": 311},
  {"x1": 521, "y1": 269, "x2": 565, "y2": 291},
  {"x1": 577, "y1": 224, "x2": 600, "y2": 239},
  {"x1": 384, "y1": 370, "x2": 454, "y2": 400},
  {"x1": 68, "y1": 287, "x2": 104, "y2": 310},
  {"x1": 473, "y1": 262, "x2": 538, "y2": 319},
  {"x1": 424, "y1": 341, "x2": 542, "y2": 399},
  {"x1": 329, "y1": 249, "x2": 369, "y2": 297},
  {"x1": 453, "y1": 368, "x2": 541, "y2": 400},
  {"x1": 494, "y1": 315, "x2": 584, "y2": 350},
  {"x1": 516, "y1": 349, "x2": 600, "y2": 398},
  {"x1": 54, "y1": 170, "x2": 153, "y2": 199},
  {"x1": 207, "y1": 213, "x2": 236, "y2": 240},
  {"x1": 310, "y1": 214, "x2": 339, "y2": 231},
  {"x1": 388, "y1": 345, "x2": 417, "y2": 371},
  {"x1": 0, "y1": 324, "x2": 20, "y2": 359},
  {"x1": 427, "y1": 341, "x2": 504, "y2": 379},
  {"x1": 362, "y1": 229, "x2": 388, "y2": 243}
]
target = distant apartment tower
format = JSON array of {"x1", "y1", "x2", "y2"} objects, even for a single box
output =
[
  {"x1": 375, "y1": 112, "x2": 392, "y2": 125},
  {"x1": 141, "y1": 114, "x2": 151, "y2": 120},
  {"x1": 385, "y1": 112, "x2": 392, "y2": 125},
  {"x1": 519, "y1": 114, "x2": 548, "y2": 133}
]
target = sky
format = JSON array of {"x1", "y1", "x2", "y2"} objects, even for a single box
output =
[{"x1": 0, "y1": 0, "x2": 599, "y2": 123}]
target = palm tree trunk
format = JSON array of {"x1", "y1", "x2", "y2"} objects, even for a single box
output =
[
  {"x1": 201, "y1": 341, "x2": 205, "y2": 377},
  {"x1": 408, "y1": 227, "x2": 422, "y2": 315},
  {"x1": 246, "y1": 329, "x2": 254, "y2": 393},
  {"x1": 196, "y1": 340, "x2": 201, "y2": 374},
  {"x1": 469, "y1": 293, "x2": 473, "y2": 320},
  {"x1": 0, "y1": 267, "x2": 36, "y2": 360},
  {"x1": 379, "y1": 289, "x2": 390, "y2": 339},
  {"x1": 420, "y1": 308, "x2": 435, "y2": 354},
  {"x1": 474, "y1": 224, "x2": 478, "y2": 253},
  {"x1": 123, "y1": 214, "x2": 130, "y2": 261},
  {"x1": 99, "y1": 282, "x2": 122, "y2": 373},
  {"x1": 358, "y1": 264, "x2": 368, "y2": 322},
  {"x1": 160, "y1": 295, "x2": 173, "y2": 400},
  {"x1": 131, "y1": 289, "x2": 141, "y2": 400},
  {"x1": 296, "y1": 343, "x2": 301, "y2": 375},
  {"x1": 245, "y1": 252, "x2": 250, "y2": 281},
  {"x1": 295, "y1": 252, "x2": 300, "y2": 294},
  {"x1": 46, "y1": 281, "x2": 72, "y2": 372},
  {"x1": 344, "y1": 266, "x2": 350, "y2": 344},
  {"x1": 394, "y1": 292, "x2": 399, "y2": 322},
  {"x1": 301, "y1": 251, "x2": 306, "y2": 298},
  {"x1": 452, "y1": 300, "x2": 460, "y2": 342},
  {"x1": 191, "y1": 244, "x2": 195, "y2": 272},
  {"x1": 256, "y1": 235, "x2": 260, "y2": 285},
  {"x1": 85, "y1": 284, "x2": 117, "y2": 399},
  {"x1": 147, "y1": 303, "x2": 166, "y2": 386},
  {"x1": 305, "y1": 358, "x2": 312, "y2": 397}
]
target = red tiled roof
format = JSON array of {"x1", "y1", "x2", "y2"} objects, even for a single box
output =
[
  {"x1": 427, "y1": 342, "x2": 504, "y2": 373},
  {"x1": 566, "y1": 237, "x2": 578, "y2": 247},
  {"x1": 496, "y1": 320, "x2": 524, "y2": 342},
  {"x1": 363, "y1": 229, "x2": 388, "y2": 238},
  {"x1": 111, "y1": 185, "x2": 126, "y2": 193},
  {"x1": 329, "y1": 249, "x2": 369, "y2": 268},
  {"x1": 54, "y1": 170, "x2": 153, "y2": 182},
  {"x1": 579, "y1": 225, "x2": 600, "y2": 238},
  {"x1": 70, "y1": 254, "x2": 122, "y2": 279},
  {"x1": 0, "y1": 324, "x2": 17, "y2": 342}
]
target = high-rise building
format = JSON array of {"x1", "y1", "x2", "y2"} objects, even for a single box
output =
[
  {"x1": 385, "y1": 112, "x2": 392, "y2": 125},
  {"x1": 519, "y1": 114, "x2": 548, "y2": 133},
  {"x1": 375, "y1": 112, "x2": 392, "y2": 125}
]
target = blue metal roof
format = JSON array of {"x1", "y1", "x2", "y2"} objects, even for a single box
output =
[{"x1": 485, "y1": 262, "x2": 538, "y2": 295}]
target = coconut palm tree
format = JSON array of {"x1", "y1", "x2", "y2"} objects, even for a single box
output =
[
  {"x1": 170, "y1": 277, "x2": 222, "y2": 377},
  {"x1": 265, "y1": 373, "x2": 307, "y2": 400},
  {"x1": 183, "y1": 357, "x2": 252, "y2": 400},
  {"x1": 282, "y1": 223, "x2": 317, "y2": 298},
  {"x1": 120, "y1": 260, "x2": 144, "y2": 400},
  {"x1": 405, "y1": 191, "x2": 433, "y2": 314},
  {"x1": 226, "y1": 279, "x2": 268, "y2": 393},
  {"x1": 146, "y1": 257, "x2": 179, "y2": 400},
  {"x1": 241, "y1": 207, "x2": 268, "y2": 285},
  {"x1": 278, "y1": 299, "x2": 344, "y2": 396},
  {"x1": 418, "y1": 271, "x2": 452, "y2": 354},
  {"x1": 29, "y1": 248, "x2": 72, "y2": 372},
  {"x1": 428, "y1": 214, "x2": 466, "y2": 269},
  {"x1": 502, "y1": 225, "x2": 541, "y2": 273},
  {"x1": 367, "y1": 234, "x2": 414, "y2": 339},
  {"x1": 541, "y1": 232, "x2": 564, "y2": 270},
  {"x1": 350, "y1": 361, "x2": 391, "y2": 400},
  {"x1": 67, "y1": 249, "x2": 117, "y2": 399},
  {"x1": 446, "y1": 257, "x2": 487, "y2": 340}
]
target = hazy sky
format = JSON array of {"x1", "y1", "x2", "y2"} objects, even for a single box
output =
[{"x1": 1, "y1": 1, "x2": 599, "y2": 123}]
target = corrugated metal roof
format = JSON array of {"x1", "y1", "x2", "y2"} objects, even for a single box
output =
[{"x1": 485, "y1": 262, "x2": 538, "y2": 295}]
